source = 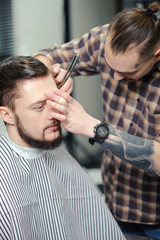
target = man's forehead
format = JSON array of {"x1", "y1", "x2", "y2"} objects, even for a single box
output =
[
  {"x1": 15, "y1": 74, "x2": 56, "y2": 102},
  {"x1": 18, "y1": 73, "x2": 55, "y2": 89}
]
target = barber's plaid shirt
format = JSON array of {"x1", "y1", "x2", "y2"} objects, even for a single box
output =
[{"x1": 34, "y1": 24, "x2": 160, "y2": 224}]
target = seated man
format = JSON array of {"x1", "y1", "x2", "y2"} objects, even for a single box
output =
[{"x1": 0, "y1": 56, "x2": 125, "y2": 240}]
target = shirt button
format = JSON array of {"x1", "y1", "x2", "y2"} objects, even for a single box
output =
[{"x1": 130, "y1": 122, "x2": 133, "y2": 127}]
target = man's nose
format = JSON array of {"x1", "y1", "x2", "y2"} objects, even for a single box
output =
[
  {"x1": 46, "y1": 105, "x2": 54, "y2": 118},
  {"x1": 114, "y1": 71, "x2": 125, "y2": 81},
  {"x1": 47, "y1": 105, "x2": 59, "y2": 120}
]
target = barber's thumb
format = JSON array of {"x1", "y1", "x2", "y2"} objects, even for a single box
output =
[{"x1": 50, "y1": 63, "x2": 60, "y2": 77}]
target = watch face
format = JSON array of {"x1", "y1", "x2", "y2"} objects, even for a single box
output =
[
  {"x1": 97, "y1": 125, "x2": 108, "y2": 138},
  {"x1": 89, "y1": 122, "x2": 109, "y2": 145}
]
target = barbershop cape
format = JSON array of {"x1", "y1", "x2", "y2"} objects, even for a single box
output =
[{"x1": 0, "y1": 133, "x2": 125, "y2": 240}]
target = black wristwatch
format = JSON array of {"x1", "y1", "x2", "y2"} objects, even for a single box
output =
[{"x1": 89, "y1": 122, "x2": 109, "y2": 145}]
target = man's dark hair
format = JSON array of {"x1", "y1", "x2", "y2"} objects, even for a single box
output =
[
  {"x1": 0, "y1": 56, "x2": 49, "y2": 110},
  {"x1": 108, "y1": 1, "x2": 160, "y2": 61}
]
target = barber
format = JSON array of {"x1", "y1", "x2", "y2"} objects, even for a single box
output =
[{"x1": 34, "y1": 2, "x2": 160, "y2": 239}]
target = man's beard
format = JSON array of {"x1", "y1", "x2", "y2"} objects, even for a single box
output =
[{"x1": 15, "y1": 115, "x2": 62, "y2": 150}]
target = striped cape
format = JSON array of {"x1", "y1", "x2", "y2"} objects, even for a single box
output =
[{"x1": 0, "y1": 133, "x2": 125, "y2": 240}]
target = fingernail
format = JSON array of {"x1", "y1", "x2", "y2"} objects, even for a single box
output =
[{"x1": 53, "y1": 63, "x2": 59, "y2": 72}]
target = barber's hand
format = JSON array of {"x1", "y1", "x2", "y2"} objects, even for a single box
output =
[
  {"x1": 45, "y1": 89, "x2": 99, "y2": 138},
  {"x1": 50, "y1": 64, "x2": 73, "y2": 94}
]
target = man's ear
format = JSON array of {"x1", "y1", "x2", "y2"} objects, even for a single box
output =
[
  {"x1": 154, "y1": 48, "x2": 160, "y2": 62},
  {"x1": 0, "y1": 106, "x2": 15, "y2": 125}
]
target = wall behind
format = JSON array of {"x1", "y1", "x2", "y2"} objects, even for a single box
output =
[
  {"x1": 68, "y1": 0, "x2": 116, "y2": 164},
  {"x1": 12, "y1": 0, "x2": 64, "y2": 55}
]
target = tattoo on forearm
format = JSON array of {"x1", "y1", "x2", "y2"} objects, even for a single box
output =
[{"x1": 101, "y1": 125, "x2": 160, "y2": 177}]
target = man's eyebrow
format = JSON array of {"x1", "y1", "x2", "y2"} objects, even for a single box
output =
[
  {"x1": 104, "y1": 57, "x2": 138, "y2": 74},
  {"x1": 29, "y1": 99, "x2": 47, "y2": 108}
]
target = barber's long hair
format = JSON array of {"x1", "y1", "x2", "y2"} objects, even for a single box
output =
[
  {"x1": 0, "y1": 56, "x2": 49, "y2": 110},
  {"x1": 109, "y1": 1, "x2": 160, "y2": 61}
]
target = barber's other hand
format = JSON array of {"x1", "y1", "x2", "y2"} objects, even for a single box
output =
[
  {"x1": 45, "y1": 89, "x2": 100, "y2": 138},
  {"x1": 50, "y1": 64, "x2": 73, "y2": 94}
]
